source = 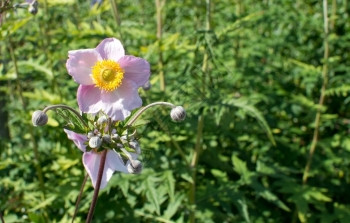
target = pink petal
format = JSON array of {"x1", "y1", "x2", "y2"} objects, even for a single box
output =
[
  {"x1": 119, "y1": 56, "x2": 150, "y2": 87},
  {"x1": 83, "y1": 152, "x2": 114, "y2": 189},
  {"x1": 66, "y1": 49, "x2": 101, "y2": 85},
  {"x1": 95, "y1": 38, "x2": 125, "y2": 61},
  {"x1": 64, "y1": 129, "x2": 87, "y2": 152},
  {"x1": 100, "y1": 79, "x2": 142, "y2": 120},
  {"x1": 83, "y1": 150, "x2": 128, "y2": 189},
  {"x1": 77, "y1": 85, "x2": 103, "y2": 114},
  {"x1": 105, "y1": 150, "x2": 128, "y2": 173}
]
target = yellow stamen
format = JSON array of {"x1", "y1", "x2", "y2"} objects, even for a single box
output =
[{"x1": 91, "y1": 60, "x2": 124, "y2": 91}]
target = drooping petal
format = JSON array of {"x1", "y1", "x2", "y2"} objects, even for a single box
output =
[
  {"x1": 95, "y1": 38, "x2": 125, "y2": 61},
  {"x1": 100, "y1": 79, "x2": 142, "y2": 120},
  {"x1": 118, "y1": 55, "x2": 150, "y2": 87},
  {"x1": 66, "y1": 49, "x2": 101, "y2": 85},
  {"x1": 64, "y1": 129, "x2": 87, "y2": 152},
  {"x1": 105, "y1": 150, "x2": 128, "y2": 173},
  {"x1": 83, "y1": 151, "x2": 114, "y2": 189},
  {"x1": 77, "y1": 85, "x2": 103, "y2": 114}
]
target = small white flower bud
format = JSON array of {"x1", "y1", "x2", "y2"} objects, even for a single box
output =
[
  {"x1": 97, "y1": 116, "x2": 107, "y2": 126},
  {"x1": 112, "y1": 133, "x2": 119, "y2": 140},
  {"x1": 129, "y1": 140, "x2": 141, "y2": 154},
  {"x1": 127, "y1": 160, "x2": 142, "y2": 174},
  {"x1": 32, "y1": 110, "x2": 48, "y2": 126},
  {"x1": 120, "y1": 135, "x2": 128, "y2": 144},
  {"x1": 28, "y1": 0, "x2": 38, "y2": 15},
  {"x1": 87, "y1": 132, "x2": 94, "y2": 139},
  {"x1": 142, "y1": 81, "x2": 151, "y2": 91},
  {"x1": 89, "y1": 136, "x2": 102, "y2": 148},
  {"x1": 102, "y1": 134, "x2": 111, "y2": 143},
  {"x1": 170, "y1": 106, "x2": 186, "y2": 122}
]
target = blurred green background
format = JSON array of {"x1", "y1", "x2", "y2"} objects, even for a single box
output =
[{"x1": 1, "y1": 0, "x2": 350, "y2": 222}]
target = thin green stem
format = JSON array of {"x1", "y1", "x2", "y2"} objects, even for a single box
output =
[
  {"x1": 9, "y1": 38, "x2": 47, "y2": 218},
  {"x1": 42, "y1": 104, "x2": 88, "y2": 128},
  {"x1": 155, "y1": 0, "x2": 165, "y2": 91},
  {"x1": 85, "y1": 149, "x2": 107, "y2": 223},
  {"x1": 110, "y1": 0, "x2": 123, "y2": 41},
  {"x1": 302, "y1": 0, "x2": 329, "y2": 185},
  {"x1": 189, "y1": 114, "x2": 204, "y2": 223},
  {"x1": 126, "y1": 102, "x2": 175, "y2": 126},
  {"x1": 72, "y1": 173, "x2": 88, "y2": 223},
  {"x1": 189, "y1": 1, "x2": 211, "y2": 222},
  {"x1": 8, "y1": 40, "x2": 25, "y2": 108}
]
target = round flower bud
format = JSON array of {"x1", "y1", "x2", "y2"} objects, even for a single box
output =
[
  {"x1": 97, "y1": 116, "x2": 107, "y2": 126},
  {"x1": 142, "y1": 81, "x2": 151, "y2": 91},
  {"x1": 127, "y1": 160, "x2": 142, "y2": 174},
  {"x1": 87, "y1": 131, "x2": 94, "y2": 139},
  {"x1": 120, "y1": 135, "x2": 128, "y2": 144},
  {"x1": 102, "y1": 134, "x2": 111, "y2": 143},
  {"x1": 32, "y1": 110, "x2": 48, "y2": 126},
  {"x1": 129, "y1": 140, "x2": 141, "y2": 154},
  {"x1": 89, "y1": 136, "x2": 102, "y2": 149},
  {"x1": 170, "y1": 106, "x2": 186, "y2": 122},
  {"x1": 28, "y1": 0, "x2": 38, "y2": 15}
]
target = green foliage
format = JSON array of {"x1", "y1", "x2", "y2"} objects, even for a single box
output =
[{"x1": 1, "y1": 0, "x2": 350, "y2": 222}]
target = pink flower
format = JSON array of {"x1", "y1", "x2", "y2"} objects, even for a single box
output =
[
  {"x1": 64, "y1": 129, "x2": 128, "y2": 189},
  {"x1": 66, "y1": 38, "x2": 150, "y2": 120}
]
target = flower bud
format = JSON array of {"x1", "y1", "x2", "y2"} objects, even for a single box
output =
[
  {"x1": 120, "y1": 135, "x2": 128, "y2": 144},
  {"x1": 127, "y1": 160, "x2": 142, "y2": 174},
  {"x1": 102, "y1": 134, "x2": 111, "y2": 143},
  {"x1": 87, "y1": 131, "x2": 94, "y2": 139},
  {"x1": 170, "y1": 106, "x2": 186, "y2": 122},
  {"x1": 97, "y1": 116, "x2": 107, "y2": 126},
  {"x1": 32, "y1": 110, "x2": 48, "y2": 126},
  {"x1": 28, "y1": 0, "x2": 38, "y2": 15},
  {"x1": 112, "y1": 133, "x2": 119, "y2": 140},
  {"x1": 129, "y1": 140, "x2": 141, "y2": 154},
  {"x1": 89, "y1": 136, "x2": 102, "y2": 148},
  {"x1": 142, "y1": 80, "x2": 151, "y2": 91}
]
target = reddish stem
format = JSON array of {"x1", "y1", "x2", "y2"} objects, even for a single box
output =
[
  {"x1": 85, "y1": 150, "x2": 107, "y2": 223},
  {"x1": 72, "y1": 173, "x2": 88, "y2": 223}
]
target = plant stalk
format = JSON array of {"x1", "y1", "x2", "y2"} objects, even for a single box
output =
[
  {"x1": 189, "y1": 1, "x2": 210, "y2": 222},
  {"x1": 72, "y1": 173, "x2": 88, "y2": 223},
  {"x1": 302, "y1": 0, "x2": 329, "y2": 185},
  {"x1": 155, "y1": 0, "x2": 165, "y2": 91},
  {"x1": 85, "y1": 150, "x2": 107, "y2": 223},
  {"x1": 126, "y1": 101, "x2": 175, "y2": 126},
  {"x1": 0, "y1": 210, "x2": 4, "y2": 223},
  {"x1": 110, "y1": 0, "x2": 123, "y2": 41}
]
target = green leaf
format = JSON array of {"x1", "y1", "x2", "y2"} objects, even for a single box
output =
[{"x1": 146, "y1": 177, "x2": 161, "y2": 215}]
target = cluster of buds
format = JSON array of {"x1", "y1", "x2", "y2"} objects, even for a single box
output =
[{"x1": 32, "y1": 101, "x2": 186, "y2": 185}]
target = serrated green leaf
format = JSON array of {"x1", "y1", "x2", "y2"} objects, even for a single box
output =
[{"x1": 146, "y1": 177, "x2": 161, "y2": 215}]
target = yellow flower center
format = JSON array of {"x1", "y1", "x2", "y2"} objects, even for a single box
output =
[{"x1": 91, "y1": 60, "x2": 124, "y2": 91}]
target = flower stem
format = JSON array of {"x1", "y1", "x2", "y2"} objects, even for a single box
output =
[
  {"x1": 9, "y1": 37, "x2": 47, "y2": 215},
  {"x1": 0, "y1": 210, "x2": 5, "y2": 223},
  {"x1": 85, "y1": 150, "x2": 107, "y2": 223},
  {"x1": 110, "y1": 0, "x2": 123, "y2": 41},
  {"x1": 72, "y1": 173, "x2": 88, "y2": 223},
  {"x1": 302, "y1": 0, "x2": 329, "y2": 185},
  {"x1": 42, "y1": 104, "x2": 88, "y2": 128},
  {"x1": 189, "y1": 114, "x2": 204, "y2": 223},
  {"x1": 126, "y1": 102, "x2": 175, "y2": 126},
  {"x1": 189, "y1": 1, "x2": 211, "y2": 222},
  {"x1": 155, "y1": 0, "x2": 165, "y2": 91}
]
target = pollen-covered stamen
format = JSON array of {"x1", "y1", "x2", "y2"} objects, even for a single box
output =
[{"x1": 91, "y1": 60, "x2": 124, "y2": 91}]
